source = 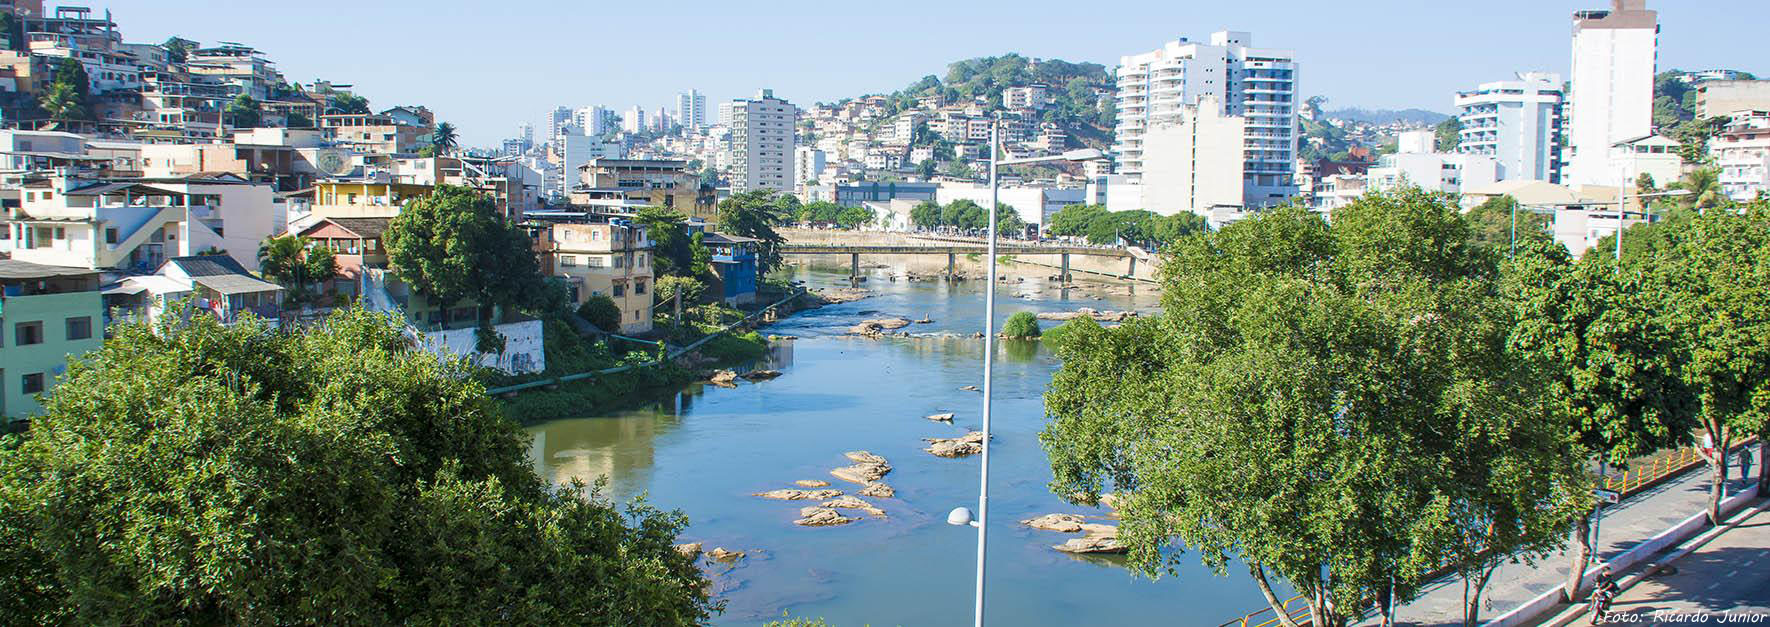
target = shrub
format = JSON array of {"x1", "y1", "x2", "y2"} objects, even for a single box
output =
[
  {"x1": 578, "y1": 294, "x2": 621, "y2": 332},
  {"x1": 1002, "y1": 311, "x2": 1041, "y2": 338}
]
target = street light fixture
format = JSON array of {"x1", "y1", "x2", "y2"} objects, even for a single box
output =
[{"x1": 947, "y1": 121, "x2": 1106, "y2": 627}]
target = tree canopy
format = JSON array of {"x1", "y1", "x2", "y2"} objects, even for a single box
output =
[
  {"x1": 1045, "y1": 204, "x2": 1209, "y2": 248},
  {"x1": 0, "y1": 309, "x2": 714, "y2": 623},
  {"x1": 39, "y1": 58, "x2": 92, "y2": 122},
  {"x1": 225, "y1": 94, "x2": 261, "y2": 128},
  {"x1": 715, "y1": 190, "x2": 794, "y2": 275},
  {"x1": 384, "y1": 185, "x2": 549, "y2": 326},
  {"x1": 257, "y1": 235, "x2": 337, "y2": 302}
]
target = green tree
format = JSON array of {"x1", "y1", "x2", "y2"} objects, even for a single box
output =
[
  {"x1": 1041, "y1": 191, "x2": 1584, "y2": 627},
  {"x1": 1435, "y1": 117, "x2": 1463, "y2": 152},
  {"x1": 1047, "y1": 204, "x2": 1107, "y2": 238},
  {"x1": 654, "y1": 275, "x2": 705, "y2": 307},
  {"x1": 161, "y1": 36, "x2": 194, "y2": 63},
  {"x1": 0, "y1": 309, "x2": 714, "y2": 623},
  {"x1": 578, "y1": 294, "x2": 622, "y2": 332},
  {"x1": 432, "y1": 122, "x2": 459, "y2": 155},
  {"x1": 633, "y1": 207, "x2": 695, "y2": 279},
  {"x1": 384, "y1": 186, "x2": 548, "y2": 334},
  {"x1": 40, "y1": 58, "x2": 92, "y2": 122},
  {"x1": 1500, "y1": 233, "x2": 1698, "y2": 601},
  {"x1": 835, "y1": 205, "x2": 876, "y2": 230},
  {"x1": 698, "y1": 166, "x2": 720, "y2": 188},
  {"x1": 332, "y1": 93, "x2": 371, "y2": 115},
  {"x1": 916, "y1": 158, "x2": 937, "y2": 180},
  {"x1": 1001, "y1": 311, "x2": 1041, "y2": 338},
  {"x1": 1669, "y1": 167, "x2": 1725, "y2": 210},
  {"x1": 257, "y1": 235, "x2": 336, "y2": 302},
  {"x1": 715, "y1": 190, "x2": 792, "y2": 275},
  {"x1": 1463, "y1": 195, "x2": 1551, "y2": 253},
  {"x1": 287, "y1": 111, "x2": 313, "y2": 128},
  {"x1": 225, "y1": 94, "x2": 261, "y2": 128},
  {"x1": 910, "y1": 200, "x2": 944, "y2": 229}
]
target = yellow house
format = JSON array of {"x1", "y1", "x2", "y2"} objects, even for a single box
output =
[
  {"x1": 308, "y1": 180, "x2": 434, "y2": 219},
  {"x1": 535, "y1": 216, "x2": 654, "y2": 335}
]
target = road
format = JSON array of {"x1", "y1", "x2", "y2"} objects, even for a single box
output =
[{"x1": 1571, "y1": 501, "x2": 1770, "y2": 625}]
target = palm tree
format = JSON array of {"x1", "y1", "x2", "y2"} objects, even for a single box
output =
[
  {"x1": 431, "y1": 122, "x2": 458, "y2": 156},
  {"x1": 1670, "y1": 167, "x2": 1724, "y2": 210},
  {"x1": 257, "y1": 235, "x2": 307, "y2": 287},
  {"x1": 39, "y1": 82, "x2": 85, "y2": 122}
]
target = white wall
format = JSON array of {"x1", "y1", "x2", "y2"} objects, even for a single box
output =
[
  {"x1": 1567, "y1": 13, "x2": 1657, "y2": 185},
  {"x1": 419, "y1": 318, "x2": 547, "y2": 375},
  {"x1": 1139, "y1": 98, "x2": 1245, "y2": 216}
]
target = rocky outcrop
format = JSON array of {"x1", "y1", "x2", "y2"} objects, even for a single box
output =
[
  {"x1": 708, "y1": 370, "x2": 739, "y2": 386},
  {"x1": 820, "y1": 496, "x2": 886, "y2": 517},
  {"x1": 707, "y1": 547, "x2": 746, "y2": 563},
  {"x1": 674, "y1": 542, "x2": 703, "y2": 558},
  {"x1": 858, "y1": 482, "x2": 896, "y2": 498},
  {"x1": 1049, "y1": 522, "x2": 1127, "y2": 554},
  {"x1": 1036, "y1": 308, "x2": 1138, "y2": 323},
  {"x1": 740, "y1": 369, "x2": 783, "y2": 381},
  {"x1": 848, "y1": 318, "x2": 914, "y2": 335},
  {"x1": 831, "y1": 452, "x2": 892, "y2": 484},
  {"x1": 844, "y1": 451, "x2": 889, "y2": 465},
  {"x1": 810, "y1": 288, "x2": 871, "y2": 306},
  {"x1": 960, "y1": 385, "x2": 980, "y2": 391},
  {"x1": 925, "y1": 412, "x2": 955, "y2": 422},
  {"x1": 794, "y1": 507, "x2": 858, "y2": 527},
  {"x1": 1021, "y1": 513, "x2": 1086, "y2": 533},
  {"x1": 794, "y1": 479, "x2": 831, "y2": 488},
  {"x1": 753, "y1": 488, "x2": 844, "y2": 500},
  {"x1": 924, "y1": 431, "x2": 986, "y2": 458}
]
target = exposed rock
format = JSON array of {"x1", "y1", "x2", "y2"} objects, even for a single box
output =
[
  {"x1": 925, "y1": 412, "x2": 955, "y2": 422},
  {"x1": 707, "y1": 547, "x2": 745, "y2": 562},
  {"x1": 960, "y1": 385, "x2": 980, "y2": 391},
  {"x1": 741, "y1": 369, "x2": 783, "y2": 381},
  {"x1": 708, "y1": 369, "x2": 739, "y2": 386},
  {"x1": 820, "y1": 496, "x2": 886, "y2": 517},
  {"x1": 1052, "y1": 533, "x2": 1127, "y2": 554},
  {"x1": 848, "y1": 318, "x2": 915, "y2": 335},
  {"x1": 844, "y1": 451, "x2": 889, "y2": 466},
  {"x1": 924, "y1": 431, "x2": 987, "y2": 458},
  {"x1": 812, "y1": 288, "x2": 872, "y2": 305},
  {"x1": 794, "y1": 507, "x2": 858, "y2": 527},
  {"x1": 1021, "y1": 514, "x2": 1086, "y2": 533},
  {"x1": 831, "y1": 463, "x2": 891, "y2": 484},
  {"x1": 794, "y1": 479, "x2": 831, "y2": 488},
  {"x1": 858, "y1": 482, "x2": 896, "y2": 498},
  {"x1": 753, "y1": 488, "x2": 844, "y2": 500},
  {"x1": 916, "y1": 316, "x2": 933, "y2": 324},
  {"x1": 1036, "y1": 308, "x2": 1138, "y2": 323},
  {"x1": 674, "y1": 542, "x2": 703, "y2": 558},
  {"x1": 1076, "y1": 523, "x2": 1119, "y2": 536}
]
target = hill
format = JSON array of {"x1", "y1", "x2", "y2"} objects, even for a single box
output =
[{"x1": 1324, "y1": 107, "x2": 1450, "y2": 126}]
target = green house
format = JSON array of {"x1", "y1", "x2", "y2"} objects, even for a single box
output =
[{"x1": 0, "y1": 259, "x2": 104, "y2": 423}]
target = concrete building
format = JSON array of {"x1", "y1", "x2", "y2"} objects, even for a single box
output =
[
  {"x1": 1564, "y1": 0, "x2": 1659, "y2": 186},
  {"x1": 535, "y1": 216, "x2": 654, "y2": 334},
  {"x1": 936, "y1": 183, "x2": 1087, "y2": 234},
  {"x1": 0, "y1": 259, "x2": 102, "y2": 422},
  {"x1": 1455, "y1": 72, "x2": 1566, "y2": 182},
  {"x1": 1695, "y1": 81, "x2": 1770, "y2": 119},
  {"x1": 1712, "y1": 110, "x2": 1770, "y2": 201},
  {"x1": 1113, "y1": 30, "x2": 1299, "y2": 207},
  {"x1": 2, "y1": 174, "x2": 284, "y2": 273},
  {"x1": 1610, "y1": 134, "x2": 1683, "y2": 190},
  {"x1": 320, "y1": 112, "x2": 432, "y2": 156},
  {"x1": 556, "y1": 134, "x2": 625, "y2": 197},
  {"x1": 1003, "y1": 84, "x2": 1051, "y2": 111},
  {"x1": 678, "y1": 89, "x2": 708, "y2": 129},
  {"x1": 569, "y1": 158, "x2": 713, "y2": 218},
  {"x1": 794, "y1": 146, "x2": 826, "y2": 194},
  {"x1": 1368, "y1": 132, "x2": 1501, "y2": 195},
  {"x1": 1138, "y1": 96, "x2": 1247, "y2": 216},
  {"x1": 832, "y1": 181, "x2": 938, "y2": 207},
  {"x1": 548, "y1": 106, "x2": 573, "y2": 141},
  {"x1": 729, "y1": 89, "x2": 796, "y2": 194},
  {"x1": 623, "y1": 106, "x2": 645, "y2": 134}
]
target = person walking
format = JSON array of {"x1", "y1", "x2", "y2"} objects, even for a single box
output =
[
  {"x1": 1741, "y1": 446, "x2": 1755, "y2": 485},
  {"x1": 1591, "y1": 566, "x2": 1619, "y2": 622}
]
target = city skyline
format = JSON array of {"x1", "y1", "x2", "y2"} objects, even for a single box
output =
[{"x1": 91, "y1": 0, "x2": 1764, "y2": 146}]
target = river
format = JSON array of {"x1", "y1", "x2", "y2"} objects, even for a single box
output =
[{"x1": 526, "y1": 261, "x2": 1277, "y2": 625}]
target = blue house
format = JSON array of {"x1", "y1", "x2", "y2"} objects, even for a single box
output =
[{"x1": 701, "y1": 232, "x2": 760, "y2": 305}]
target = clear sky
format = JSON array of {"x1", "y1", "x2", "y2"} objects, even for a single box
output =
[{"x1": 94, "y1": 0, "x2": 1762, "y2": 146}]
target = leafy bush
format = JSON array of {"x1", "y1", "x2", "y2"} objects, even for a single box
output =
[
  {"x1": 578, "y1": 294, "x2": 621, "y2": 332},
  {"x1": 1002, "y1": 311, "x2": 1041, "y2": 338}
]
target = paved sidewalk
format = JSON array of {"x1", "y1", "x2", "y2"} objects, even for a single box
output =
[
  {"x1": 1570, "y1": 500, "x2": 1770, "y2": 625},
  {"x1": 1382, "y1": 443, "x2": 1764, "y2": 626}
]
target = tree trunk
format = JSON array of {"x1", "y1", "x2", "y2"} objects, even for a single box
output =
[
  {"x1": 1709, "y1": 456, "x2": 1727, "y2": 526},
  {"x1": 1758, "y1": 441, "x2": 1768, "y2": 498},
  {"x1": 1464, "y1": 561, "x2": 1499, "y2": 627},
  {"x1": 1249, "y1": 563, "x2": 1302, "y2": 627},
  {"x1": 1562, "y1": 508, "x2": 1595, "y2": 602},
  {"x1": 1310, "y1": 588, "x2": 1346, "y2": 627}
]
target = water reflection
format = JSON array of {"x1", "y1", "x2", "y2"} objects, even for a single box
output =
[{"x1": 1001, "y1": 338, "x2": 1042, "y2": 363}]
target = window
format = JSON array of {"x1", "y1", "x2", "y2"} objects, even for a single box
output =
[
  {"x1": 43, "y1": 192, "x2": 52, "y2": 201},
  {"x1": 613, "y1": 284, "x2": 625, "y2": 297},
  {"x1": 15, "y1": 321, "x2": 43, "y2": 346},
  {"x1": 21, "y1": 373, "x2": 44, "y2": 395},
  {"x1": 66, "y1": 316, "x2": 92, "y2": 341},
  {"x1": 635, "y1": 281, "x2": 647, "y2": 295},
  {"x1": 53, "y1": 227, "x2": 64, "y2": 240},
  {"x1": 560, "y1": 255, "x2": 577, "y2": 267},
  {"x1": 105, "y1": 227, "x2": 118, "y2": 244}
]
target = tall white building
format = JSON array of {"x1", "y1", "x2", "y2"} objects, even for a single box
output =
[
  {"x1": 1138, "y1": 96, "x2": 1247, "y2": 216},
  {"x1": 1455, "y1": 72, "x2": 1566, "y2": 182},
  {"x1": 1564, "y1": 0, "x2": 1659, "y2": 186},
  {"x1": 794, "y1": 146, "x2": 827, "y2": 190},
  {"x1": 518, "y1": 122, "x2": 533, "y2": 148},
  {"x1": 1114, "y1": 30, "x2": 1299, "y2": 208},
  {"x1": 623, "y1": 106, "x2": 646, "y2": 134},
  {"x1": 557, "y1": 135, "x2": 625, "y2": 197},
  {"x1": 1710, "y1": 110, "x2": 1770, "y2": 201},
  {"x1": 730, "y1": 89, "x2": 796, "y2": 194},
  {"x1": 547, "y1": 107, "x2": 573, "y2": 142},
  {"x1": 573, "y1": 106, "x2": 616, "y2": 137},
  {"x1": 717, "y1": 102, "x2": 735, "y2": 127},
  {"x1": 1368, "y1": 131, "x2": 1501, "y2": 196},
  {"x1": 678, "y1": 89, "x2": 708, "y2": 130}
]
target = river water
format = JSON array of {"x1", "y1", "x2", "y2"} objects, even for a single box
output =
[{"x1": 526, "y1": 262, "x2": 1277, "y2": 625}]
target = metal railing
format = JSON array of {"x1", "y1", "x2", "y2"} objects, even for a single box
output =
[{"x1": 1218, "y1": 441, "x2": 1755, "y2": 627}]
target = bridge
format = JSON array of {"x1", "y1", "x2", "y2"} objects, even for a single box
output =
[{"x1": 779, "y1": 243, "x2": 1140, "y2": 281}]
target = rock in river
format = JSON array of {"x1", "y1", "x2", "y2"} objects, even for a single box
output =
[
  {"x1": 794, "y1": 507, "x2": 858, "y2": 527},
  {"x1": 1021, "y1": 514, "x2": 1086, "y2": 533},
  {"x1": 754, "y1": 488, "x2": 843, "y2": 500},
  {"x1": 1052, "y1": 533, "x2": 1127, "y2": 554},
  {"x1": 674, "y1": 542, "x2": 703, "y2": 558},
  {"x1": 848, "y1": 318, "x2": 914, "y2": 335},
  {"x1": 794, "y1": 479, "x2": 831, "y2": 488},
  {"x1": 1036, "y1": 307, "x2": 1138, "y2": 323},
  {"x1": 741, "y1": 369, "x2": 782, "y2": 381},
  {"x1": 707, "y1": 547, "x2": 746, "y2": 562},
  {"x1": 820, "y1": 496, "x2": 886, "y2": 517},
  {"x1": 959, "y1": 385, "x2": 980, "y2": 391},
  {"x1": 858, "y1": 482, "x2": 896, "y2": 498},
  {"x1": 831, "y1": 463, "x2": 891, "y2": 484},
  {"x1": 924, "y1": 431, "x2": 986, "y2": 458},
  {"x1": 925, "y1": 412, "x2": 955, "y2": 422},
  {"x1": 708, "y1": 369, "x2": 739, "y2": 386},
  {"x1": 844, "y1": 451, "x2": 890, "y2": 466}
]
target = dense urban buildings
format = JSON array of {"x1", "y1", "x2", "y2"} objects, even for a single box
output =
[
  {"x1": 1563, "y1": 0, "x2": 1659, "y2": 186},
  {"x1": 728, "y1": 88, "x2": 796, "y2": 194},
  {"x1": 1113, "y1": 30, "x2": 1300, "y2": 210},
  {"x1": 677, "y1": 89, "x2": 707, "y2": 130},
  {"x1": 1455, "y1": 72, "x2": 1565, "y2": 182}
]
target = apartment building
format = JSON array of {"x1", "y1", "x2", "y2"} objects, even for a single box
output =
[
  {"x1": 0, "y1": 259, "x2": 102, "y2": 422},
  {"x1": 1138, "y1": 96, "x2": 1247, "y2": 216},
  {"x1": 320, "y1": 112, "x2": 432, "y2": 155},
  {"x1": 1367, "y1": 130, "x2": 1500, "y2": 195},
  {"x1": 186, "y1": 44, "x2": 281, "y2": 101},
  {"x1": 569, "y1": 158, "x2": 713, "y2": 218},
  {"x1": 678, "y1": 90, "x2": 708, "y2": 130},
  {"x1": 1114, "y1": 30, "x2": 1299, "y2": 207},
  {"x1": 1003, "y1": 84, "x2": 1051, "y2": 111},
  {"x1": 1455, "y1": 72, "x2": 1565, "y2": 182},
  {"x1": 301, "y1": 179, "x2": 433, "y2": 221},
  {"x1": 1564, "y1": 0, "x2": 1658, "y2": 186},
  {"x1": 729, "y1": 89, "x2": 796, "y2": 194},
  {"x1": 1, "y1": 173, "x2": 281, "y2": 273},
  {"x1": 537, "y1": 217, "x2": 654, "y2": 334},
  {"x1": 1710, "y1": 111, "x2": 1770, "y2": 201},
  {"x1": 1695, "y1": 81, "x2": 1770, "y2": 119},
  {"x1": 555, "y1": 134, "x2": 625, "y2": 197}
]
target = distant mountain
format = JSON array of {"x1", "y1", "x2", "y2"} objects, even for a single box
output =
[{"x1": 1324, "y1": 108, "x2": 1451, "y2": 126}]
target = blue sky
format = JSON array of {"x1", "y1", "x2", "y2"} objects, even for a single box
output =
[{"x1": 97, "y1": 0, "x2": 1762, "y2": 146}]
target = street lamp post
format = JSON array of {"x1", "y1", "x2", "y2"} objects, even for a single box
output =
[{"x1": 947, "y1": 121, "x2": 1104, "y2": 627}]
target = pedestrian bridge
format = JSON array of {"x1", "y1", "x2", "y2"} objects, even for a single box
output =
[{"x1": 778, "y1": 243, "x2": 1140, "y2": 280}]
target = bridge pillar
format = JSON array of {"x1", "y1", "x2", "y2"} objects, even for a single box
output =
[
  {"x1": 850, "y1": 252, "x2": 860, "y2": 285},
  {"x1": 1126, "y1": 255, "x2": 1137, "y2": 278},
  {"x1": 1060, "y1": 253, "x2": 1071, "y2": 283},
  {"x1": 947, "y1": 253, "x2": 956, "y2": 279}
]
